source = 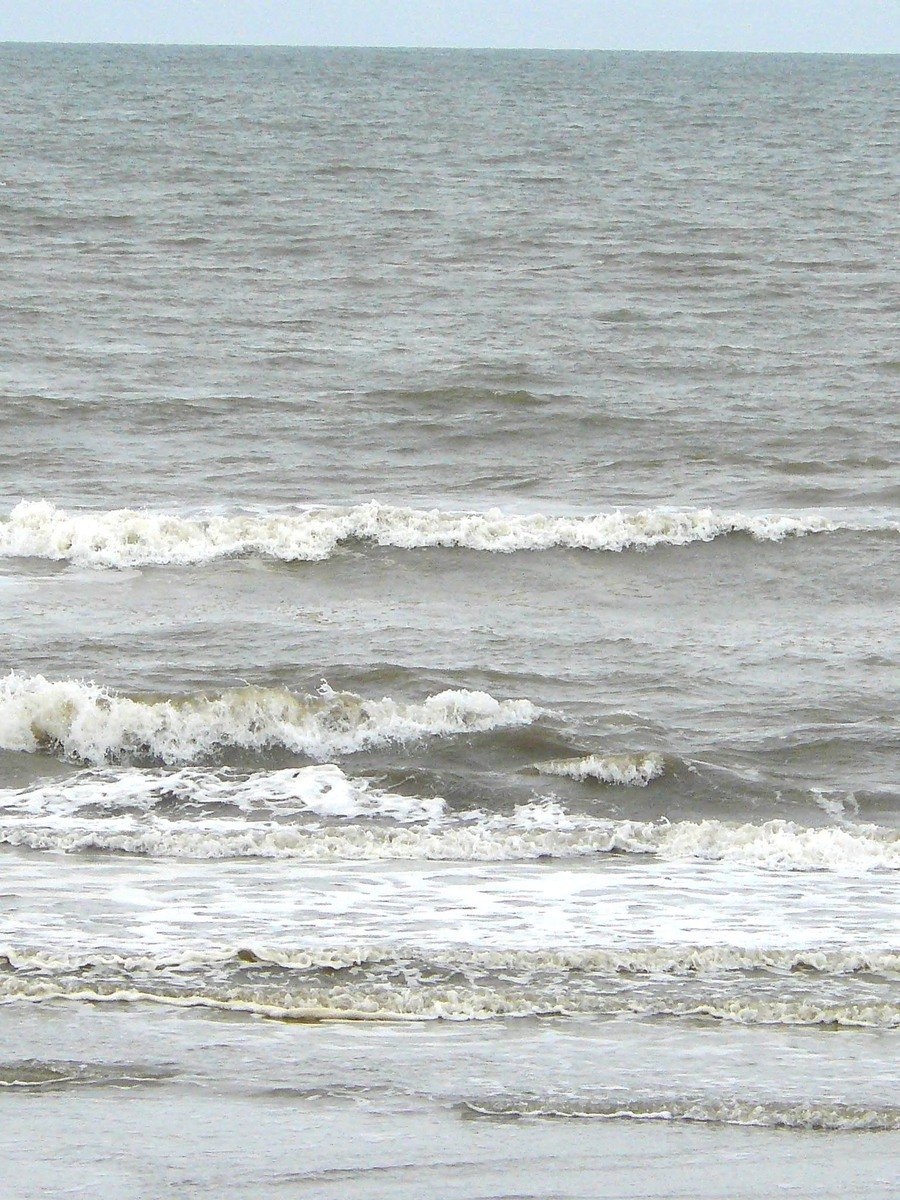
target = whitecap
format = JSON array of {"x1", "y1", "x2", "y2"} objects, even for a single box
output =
[{"x1": 2, "y1": 499, "x2": 891, "y2": 568}]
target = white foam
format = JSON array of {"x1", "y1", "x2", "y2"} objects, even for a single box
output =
[
  {"x1": 2, "y1": 499, "x2": 890, "y2": 567},
  {"x1": 536, "y1": 752, "x2": 666, "y2": 786},
  {"x1": 3, "y1": 943, "x2": 894, "y2": 978},
  {"x1": 0, "y1": 765, "x2": 445, "y2": 823},
  {"x1": 1, "y1": 803, "x2": 895, "y2": 873},
  {"x1": 0, "y1": 673, "x2": 537, "y2": 764},
  {"x1": 1, "y1": 974, "x2": 894, "y2": 1028}
]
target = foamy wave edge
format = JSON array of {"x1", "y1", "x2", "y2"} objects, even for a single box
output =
[
  {"x1": 3, "y1": 500, "x2": 892, "y2": 567},
  {"x1": 0, "y1": 673, "x2": 537, "y2": 763},
  {"x1": 462, "y1": 1094, "x2": 900, "y2": 1132},
  {"x1": 3, "y1": 944, "x2": 895, "y2": 977},
  {"x1": 1, "y1": 976, "x2": 895, "y2": 1028},
  {"x1": 1, "y1": 810, "x2": 896, "y2": 872}
]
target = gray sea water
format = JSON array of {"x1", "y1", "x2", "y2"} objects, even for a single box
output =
[{"x1": 0, "y1": 45, "x2": 898, "y2": 1198}]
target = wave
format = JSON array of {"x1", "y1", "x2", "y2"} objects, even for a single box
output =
[
  {"x1": 0, "y1": 673, "x2": 537, "y2": 764},
  {"x1": 377, "y1": 385, "x2": 546, "y2": 408},
  {"x1": 2, "y1": 972, "x2": 894, "y2": 1028},
  {"x1": 2, "y1": 500, "x2": 891, "y2": 567},
  {"x1": 4, "y1": 943, "x2": 894, "y2": 979},
  {"x1": 1, "y1": 801, "x2": 895, "y2": 871},
  {"x1": 535, "y1": 752, "x2": 666, "y2": 786},
  {"x1": 3, "y1": 940, "x2": 894, "y2": 1028},
  {"x1": 462, "y1": 1094, "x2": 900, "y2": 1132},
  {"x1": 0, "y1": 1059, "x2": 174, "y2": 1092}
]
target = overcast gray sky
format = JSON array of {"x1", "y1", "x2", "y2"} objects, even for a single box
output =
[{"x1": 0, "y1": 2, "x2": 897, "y2": 53}]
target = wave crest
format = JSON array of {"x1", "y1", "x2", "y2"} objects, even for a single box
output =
[
  {"x1": 536, "y1": 752, "x2": 666, "y2": 785},
  {"x1": 2, "y1": 499, "x2": 886, "y2": 567},
  {"x1": 0, "y1": 673, "x2": 537, "y2": 764}
]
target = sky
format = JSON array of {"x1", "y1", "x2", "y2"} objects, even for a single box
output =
[{"x1": 0, "y1": 1, "x2": 897, "y2": 53}]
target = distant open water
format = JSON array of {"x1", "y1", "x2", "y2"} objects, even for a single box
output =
[{"x1": 0, "y1": 46, "x2": 897, "y2": 1200}]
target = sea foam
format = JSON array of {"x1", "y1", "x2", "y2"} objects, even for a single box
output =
[
  {"x1": 1, "y1": 803, "x2": 895, "y2": 872},
  {"x1": 2, "y1": 973, "x2": 895, "y2": 1029},
  {"x1": 0, "y1": 764, "x2": 445, "y2": 823},
  {"x1": 4, "y1": 943, "x2": 894, "y2": 979}
]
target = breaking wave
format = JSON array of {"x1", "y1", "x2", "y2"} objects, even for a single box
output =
[
  {"x1": 535, "y1": 752, "x2": 666, "y2": 786},
  {"x1": 2, "y1": 972, "x2": 894, "y2": 1028},
  {"x1": 3, "y1": 940, "x2": 895, "y2": 1029},
  {"x1": 1, "y1": 798, "x2": 896, "y2": 871},
  {"x1": 3, "y1": 943, "x2": 894, "y2": 978},
  {"x1": 2, "y1": 499, "x2": 890, "y2": 567},
  {"x1": 0, "y1": 673, "x2": 537, "y2": 764}
]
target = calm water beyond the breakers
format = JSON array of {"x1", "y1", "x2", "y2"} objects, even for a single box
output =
[{"x1": 0, "y1": 45, "x2": 897, "y2": 1199}]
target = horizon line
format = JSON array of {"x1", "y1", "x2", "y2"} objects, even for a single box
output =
[{"x1": 0, "y1": 40, "x2": 897, "y2": 56}]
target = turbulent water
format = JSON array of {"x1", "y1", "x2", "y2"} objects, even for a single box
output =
[{"x1": 0, "y1": 44, "x2": 898, "y2": 1200}]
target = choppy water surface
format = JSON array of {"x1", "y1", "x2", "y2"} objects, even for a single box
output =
[{"x1": 0, "y1": 45, "x2": 897, "y2": 1199}]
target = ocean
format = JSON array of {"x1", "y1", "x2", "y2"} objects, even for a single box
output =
[{"x1": 0, "y1": 45, "x2": 897, "y2": 1198}]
